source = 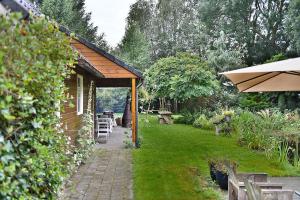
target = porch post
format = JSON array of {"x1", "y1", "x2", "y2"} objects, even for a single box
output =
[{"x1": 131, "y1": 78, "x2": 136, "y2": 144}]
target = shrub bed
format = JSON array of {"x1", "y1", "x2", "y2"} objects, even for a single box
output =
[
  {"x1": 232, "y1": 109, "x2": 300, "y2": 166},
  {"x1": 0, "y1": 14, "x2": 77, "y2": 199}
]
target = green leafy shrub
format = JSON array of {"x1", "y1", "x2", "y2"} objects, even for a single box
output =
[
  {"x1": 0, "y1": 14, "x2": 77, "y2": 199},
  {"x1": 233, "y1": 109, "x2": 300, "y2": 167},
  {"x1": 232, "y1": 110, "x2": 277, "y2": 150},
  {"x1": 239, "y1": 93, "x2": 271, "y2": 111},
  {"x1": 174, "y1": 111, "x2": 198, "y2": 125},
  {"x1": 145, "y1": 53, "x2": 220, "y2": 103},
  {"x1": 193, "y1": 115, "x2": 214, "y2": 130}
]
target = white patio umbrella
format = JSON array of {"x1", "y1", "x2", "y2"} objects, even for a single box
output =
[{"x1": 220, "y1": 57, "x2": 300, "y2": 92}]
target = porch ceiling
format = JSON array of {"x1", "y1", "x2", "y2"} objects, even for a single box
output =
[{"x1": 95, "y1": 78, "x2": 132, "y2": 87}]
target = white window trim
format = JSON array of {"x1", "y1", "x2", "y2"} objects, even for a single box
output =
[{"x1": 77, "y1": 74, "x2": 83, "y2": 115}]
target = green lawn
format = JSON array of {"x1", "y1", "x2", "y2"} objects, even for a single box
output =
[{"x1": 133, "y1": 115, "x2": 300, "y2": 200}]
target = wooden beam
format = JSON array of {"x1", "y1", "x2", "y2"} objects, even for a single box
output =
[
  {"x1": 95, "y1": 78, "x2": 132, "y2": 87},
  {"x1": 131, "y1": 78, "x2": 136, "y2": 144}
]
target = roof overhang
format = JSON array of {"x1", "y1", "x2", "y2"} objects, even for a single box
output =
[
  {"x1": 60, "y1": 26, "x2": 143, "y2": 79},
  {"x1": 77, "y1": 58, "x2": 104, "y2": 79}
]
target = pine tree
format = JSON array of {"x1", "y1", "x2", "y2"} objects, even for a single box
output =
[{"x1": 40, "y1": 0, "x2": 108, "y2": 49}]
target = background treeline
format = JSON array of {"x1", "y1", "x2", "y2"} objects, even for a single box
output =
[
  {"x1": 117, "y1": 0, "x2": 300, "y2": 70},
  {"x1": 115, "y1": 0, "x2": 300, "y2": 112}
]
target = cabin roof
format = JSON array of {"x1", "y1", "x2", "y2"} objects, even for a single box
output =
[{"x1": 60, "y1": 26, "x2": 143, "y2": 79}]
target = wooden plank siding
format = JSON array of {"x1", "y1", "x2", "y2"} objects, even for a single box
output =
[
  {"x1": 61, "y1": 66, "x2": 97, "y2": 144},
  {"x1": 71, "y1": 39, "x2": 138, "y2": 79}
]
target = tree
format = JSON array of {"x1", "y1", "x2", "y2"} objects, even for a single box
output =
[
  {"x1": 145, "y1": 53, "x2": 219, "y2": 105},
  {"x1": 288, "y1": 0, "x2": 300, "y2": 54},
  {"x1": 96, "y1": 88, "x2": 129, "y2": 113},
  {"x1": 151, "y1": 0, "x2": 199, "y2": 59},
  {"x1": 40, "y1": 0, "x2": 108, "y2": 49},
  {"x1": 116, "y1": 24, "x2": 151, "y2": 71},
  {"x1": 198, "y1": 0, "x2": 289, "y2": 65},
  {"x1": 115, "y1": 0, "x2": 154, "y2": 71},
  {"x1": 207, "y1": 31, "x2": 244, "y2": 74}
]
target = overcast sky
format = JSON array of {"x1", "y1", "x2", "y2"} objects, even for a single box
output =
[{"x1": 85, "y1": 0, "x2": 137, "y2": 47}]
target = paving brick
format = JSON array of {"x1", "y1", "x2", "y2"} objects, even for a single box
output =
[{"x1": 60, "y1": 127, "x2": 133, "y2": 200}]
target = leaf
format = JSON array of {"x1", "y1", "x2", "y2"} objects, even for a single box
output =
[
  {"x1": 29, "y1": 107, "x2": 36, "y2": 114},
  {"x1": 1, "y1": 109, "x2": 15, "y2": 121},
  {"x1": 1, "y1": 155, "x2": 15, "y2": 164},
  {"x1": 0, "y1": 135, "x2": 4, "y2": 143},
  {"x1": 5, "y1": 96, "x2": 12, "y2": 103},
  {"x1": 31, "y1": 121, "x2": 42, "y2": 129}
]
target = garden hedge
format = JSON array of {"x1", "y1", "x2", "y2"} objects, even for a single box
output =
[{"x1": 0, "y1": 13, "x2": 77, "y2": 199}]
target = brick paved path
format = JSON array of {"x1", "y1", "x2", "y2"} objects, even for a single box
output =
[{"x1": 61, "y1": 127, "x2": 133, "y2": 200}]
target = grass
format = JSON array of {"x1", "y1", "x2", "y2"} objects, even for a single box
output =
[{"x1": 133, "y1": 115, "x2": 300, "y2": 200}]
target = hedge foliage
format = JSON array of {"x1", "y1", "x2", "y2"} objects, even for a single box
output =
[{"x1": 0, "y1": 13, "x2": 77, "y2": 199}]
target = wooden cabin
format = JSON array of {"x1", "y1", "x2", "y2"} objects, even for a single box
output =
[
  {"x1": 60, "y1": 27, "x2": 143, "y2": 145},
  {"x1": 1, "y1": 0, "x2": 143, "y2": 146}
]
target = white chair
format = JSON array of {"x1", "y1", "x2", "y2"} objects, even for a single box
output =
[
  {"x1": 98, "y1": 118, "x2": 113, "y2": 133},
  {"x1": 97, "y1": 121, "x2": 110, "y2": 140}
]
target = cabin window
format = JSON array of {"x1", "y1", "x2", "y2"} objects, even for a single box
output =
[{"x1": 77, "y1": 74, "x2": 83, "y2": 115}]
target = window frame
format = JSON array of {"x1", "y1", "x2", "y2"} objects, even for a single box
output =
[{"x1": 77, "y1": 74, "x2": 83, "y2": 115}]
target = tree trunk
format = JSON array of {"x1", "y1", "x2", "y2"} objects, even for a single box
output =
[{"x1": 174, "y1": 99, "x2": 178, "y2": 113}]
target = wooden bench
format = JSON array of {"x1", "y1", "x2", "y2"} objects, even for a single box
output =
[{"x1": 228, "y1": 172, "x2": 294, "y2": 200}]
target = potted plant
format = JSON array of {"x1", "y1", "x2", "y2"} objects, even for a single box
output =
[
  {"x1": 212, "y1": 114, "x2": 225, "y2": 135},
  {"x1": 215, "y1": 162, "x2": 228, "y2": 190},
  {"x1": 222, "y1": 110, "x2": 235, "y2": 122},
  {"x1": 208, "y1": 159, "x2": 237, "y2": 190},
  {"x1": 208, "y1": 159, "x2": 217, "y2": 181}
]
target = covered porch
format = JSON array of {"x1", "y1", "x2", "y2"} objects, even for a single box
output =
[{"x1": 70, "y1": 33, "x2": 143, "y2": 146}]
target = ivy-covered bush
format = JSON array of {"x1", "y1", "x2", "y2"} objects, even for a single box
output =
[
  {"x1": 0, "y1": 13, "x2": 77, "y2": 199},
  {"x1": 74, "y1": 81, "x2": 95, "y2": 165}
]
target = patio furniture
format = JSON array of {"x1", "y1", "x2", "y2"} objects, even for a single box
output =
[
  {"x1": 158, "y1": 111, "x2": 173, "y2": 124},
  {"x1": 98, "y1": 118, "x2": 113, "y2": 133},
  {"x1": 103, "y1": 111, "x2": 117, "y2": 127},
  {"x1": 229, "y1": 172, "x2": 294, "y2": 200},
  {"x1": 103, "y1": 111, "x2": 114, "y2": 118},
  {"x1": 245, "y1": 180, "x2": 294, "y2": 200},
  {"x1": 97, "y1": 121, "x2": 110, "y2": 141}
]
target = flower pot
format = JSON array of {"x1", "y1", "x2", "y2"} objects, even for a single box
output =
[
  {"x1": 209, "y1": 163, "x2": 217, "y2": 181},
  {"x1": 215, "y1": 170, "x2": 228, "y2": 190}
]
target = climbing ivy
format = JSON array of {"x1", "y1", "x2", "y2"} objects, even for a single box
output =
[
  {"x1": 74, "y1": 81, "x2": 95, "y2": 166},
  {"x1": 0, "y1": 13, "x2": 77, "y2": 199}
]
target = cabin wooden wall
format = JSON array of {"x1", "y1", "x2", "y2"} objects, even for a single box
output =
[{"x1": 61, "y1": 66, "x2": 97, "y2": 144}]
